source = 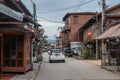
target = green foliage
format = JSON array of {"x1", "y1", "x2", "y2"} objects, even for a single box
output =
[
  {"x1": 39, "y1": 28, "x2": 45, "y2": 37},
  {"x1": 81, "y1": 49, "x2": 90, "y2": 59},
  {"x1": 43, "y1": 35, "x2": 48, "y2": 43},
  {"x1": 44, "y1": 35, "x2": 48, "y2": 38}
]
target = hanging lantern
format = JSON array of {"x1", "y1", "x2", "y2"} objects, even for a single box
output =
[{"x1": 87, "y1": 32, "x2": 92, "y2": 38}]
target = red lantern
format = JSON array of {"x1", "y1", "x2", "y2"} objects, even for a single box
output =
[{"x1": 87, "y1": 32, "x2": 92, "y2": 38}]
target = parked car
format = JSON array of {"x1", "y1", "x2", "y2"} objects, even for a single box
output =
[
  {"x1": 49, "y1": 49, "x2": 65, "y2": 63},
  {"x1": 64, "y1": 48, "x2": 73, "y2": 57},
  {"x1": 71, "y1": 48, "x2": 79, "y2": 56}
]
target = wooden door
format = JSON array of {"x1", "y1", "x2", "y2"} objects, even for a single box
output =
[{"x1": 3, "y1": 35, "x2": 24, "y2": 67}]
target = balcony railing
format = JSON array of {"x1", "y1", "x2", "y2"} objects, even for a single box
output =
[{"x1": 62, "y1": 26, "x2": 71, "y2": 33}]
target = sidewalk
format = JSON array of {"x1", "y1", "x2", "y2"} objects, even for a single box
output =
[
  {"x1": 83, "y1": 60, "x2": 101, "y2": 66},
  {"x1": 73, "y1": 56, "x2": 101, "y2": 66},
  {"x1": 10, "y1": 61, "x2": 42, "y2": 80},
  {"x1": 0, "y1": 74, "x2": 16, "y2": 80}
]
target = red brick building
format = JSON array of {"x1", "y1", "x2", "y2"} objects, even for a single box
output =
[{"x1": 62, "y1": 12, "x2": 95, "y2": 48}]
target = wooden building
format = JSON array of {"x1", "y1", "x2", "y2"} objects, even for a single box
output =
[
  {"x1": 77, "y1": 3, "x2": 120, "y2": 71},
  {"x1": 78, "y1": 3, "x2": 120, "y2": 60},
  {"x1": 0, "y1": 24, "x2": 35, "y2": 73},
  {"x1": 0, "y1": 0, "x2": 39, "y2": 73}
]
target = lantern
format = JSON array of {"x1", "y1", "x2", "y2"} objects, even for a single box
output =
[{"x1": 87, "y1": 32, "x2": 92, "y2": 38}]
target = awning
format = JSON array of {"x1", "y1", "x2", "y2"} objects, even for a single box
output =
[
  {"x1": 108, "y1": 26, "x2": 120, "y2": 38},
  {"x1": 95, "y1": 24, "x2": 120, "y2": 39},
  {"x1": 0, "y1": 3, "x2": 23, "y2": 21}
]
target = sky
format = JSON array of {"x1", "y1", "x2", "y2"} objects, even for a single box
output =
[{"x1": 22, "y1": 0, "x2": 120, "y2": 41}]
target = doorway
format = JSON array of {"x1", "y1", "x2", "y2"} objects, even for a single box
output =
[{"x1": 3, "y1": 34, "x2": 24, "y2": 67}]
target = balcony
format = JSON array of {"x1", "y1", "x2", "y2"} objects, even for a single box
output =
[{"x1": 62, "y1": 26, "x2": 71, "y2": 33}]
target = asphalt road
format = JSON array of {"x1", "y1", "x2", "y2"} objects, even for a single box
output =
[{"x1": 36, "y1": 52, "x2": 120, "y2": 80}]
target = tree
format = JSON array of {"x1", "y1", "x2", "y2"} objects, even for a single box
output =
[
  {"x1": 39, "y1": 28, "x2": 44, "y2": 37},
  {"x1": 43, "y1": 35, "x2": 48, "y2": 43}
]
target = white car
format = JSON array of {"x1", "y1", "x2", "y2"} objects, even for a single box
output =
[{"x1": 49, "y1": 49, "x2": 65, "y2": 63}]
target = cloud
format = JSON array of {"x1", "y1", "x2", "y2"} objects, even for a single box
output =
[{"x1": 38, "y1": 21, "x2": 64, "y2": 38}]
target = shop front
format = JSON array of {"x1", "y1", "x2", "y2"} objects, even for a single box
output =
[
  {"x1": 0, "y1": 0, "x2": 38, "y2": 73},
  {"x1": 2, "y1": 33, "x2": 24, "y2": 72},
  {"x1": 1, "y1": 32, "x2": 32, "y2": 73},
  {"x1": 96, "y1": 23, "x2": 120, "y2": 71},
  {"x1": 0, "y1": 24, "x2": 34, "y2": 73},
  {"x1": 107, "y1": 38, "x2": 120, "y2": 66}
]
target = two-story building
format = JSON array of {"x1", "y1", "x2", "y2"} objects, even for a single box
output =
[
  {"x1": 62, "y1": 12, "x2": 95, "y2": 55},
  {"x1": 79, "y1": 3, "x2": 120, "y2": 71}
]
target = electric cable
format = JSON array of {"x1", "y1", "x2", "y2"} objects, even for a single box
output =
[
  {"x1": 37, "y1": 16, "x2": 64, "y2": 24},
  {"x1": 37, "y1": 0, "x2": 95, "y2": 13}
]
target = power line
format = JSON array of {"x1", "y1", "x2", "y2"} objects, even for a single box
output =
[
  {"x1": 37, "y1": 16, "x2": 64, "y2": 24},
  {"x1": 73, "y1": 0, "x2": 86, "y2": 12},
  {"x1": 37, "y1": 0, "x2": 95, "y2": 13},
  {"x1": 30, "y1": 0, "x2": 33, "y2": 3}
]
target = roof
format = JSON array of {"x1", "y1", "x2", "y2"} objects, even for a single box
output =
[
  {"x1": 0, "y1": 1, "x2": 41, "y2": 26},
  {"x1": 95, "y1": 24, "x2": 120, "y2": 39},
  {"x1": 63, "y1": 12, "x2": 96, "y2": 21},
  {"x1": 108, "y1": 26, "x2": 120, "y2": 38},
  {"x1": 79, "y1": 13, "x2": 100, "y2": 31},
  {"x1": 106, "y1": 3, "x2": 120, "y2": 13},
  {"x1": 79, "y1": 3, "x2": 120, "y2": 31},
  {"x1": 63, "y1": 3, "x2": 120, "y2": 21},
  {"x1": 3, "y1": 0, "x2": 33, "y2": 17},
  {"x1": 16, "y1": 0, "x2": 33, "y2": 17},
  {"x1": 0, "y1": 3, "x2": 23, "y2": 22}
]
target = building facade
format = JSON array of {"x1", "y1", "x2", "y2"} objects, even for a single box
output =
[
  {"x1": 0, "y1": 0, "x2": 39, "y2": 73},
  {"x1": 78, "y1": 3, "x2": 120, "y2": 71},
  {"x1": 62, "y1": 12, "x2": 95, "y2": 49}
]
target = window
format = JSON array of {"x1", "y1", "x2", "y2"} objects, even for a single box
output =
[{"x1": 73, "y1": 16, "x2": 78, "y2": 24}]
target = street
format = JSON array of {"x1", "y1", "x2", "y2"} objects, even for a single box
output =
[{"x1": 36, "y1": 52, "x2": 120, "y2": 80}]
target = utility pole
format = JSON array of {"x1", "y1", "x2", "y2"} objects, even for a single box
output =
[
  {"x1": 101, "y1": 0, "x2": 106, "y2": 33},
  {"x1": 95, "y1": 12, "x2": 99, "y2": 60},
  {"x1": 33, "y1": 3, "x2": 36, "y2": 22},
  {"x1": 30, "y1": 0, "x2": 37, "y2": 22},
  {"x1": 101, "y1": 0, "x2": 106, "y2": 66}
]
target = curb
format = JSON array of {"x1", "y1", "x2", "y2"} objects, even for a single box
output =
[
  {"x1": 83, "y1": 60, "x2": 101, "y2": 66},
  {"x1": 33, "y1": 61, "x2": 42, "y2": 80},
  {"x1": 10, "y1": 61, "x2": 42, "y2": 80}
]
